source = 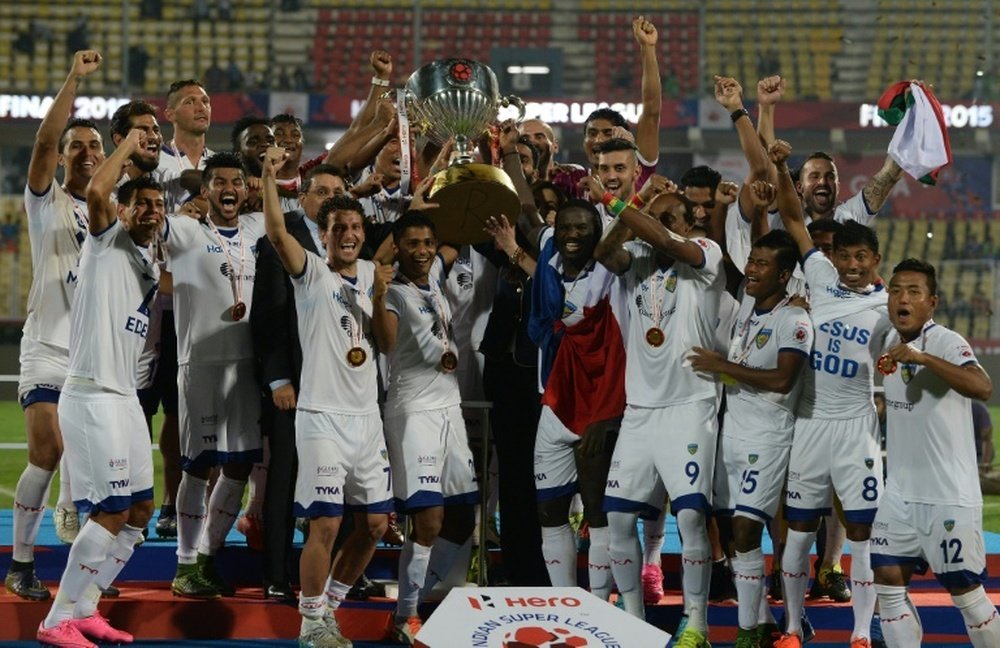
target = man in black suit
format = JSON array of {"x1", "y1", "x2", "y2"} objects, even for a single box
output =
[{"x1": 251, "y1": 163, "x2": 349, "y2": 600}]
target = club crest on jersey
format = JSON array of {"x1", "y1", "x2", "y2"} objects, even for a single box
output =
[
  {"x1": 794, "y1": 326, "x2": 808, "y2": 343},
  {"x1": 562, "y1": 301, "x2": 578, "y2": 318},
  {"x1": 457, "y1": 272, "x2": 473, "y2": 290},
  {"x1": 687, "y1": 443, "x2": 698, "y2": 455},
  {"x1": 380, "y1": 449, "x2": 388, "y2": 460},
  {"x1": 901, "y1": 364, "x2": 916, "y2": 383},
  {"x1": 864, "y1": 458, "x2": 874, "y2": 469},
  {"x1": 664, "y1": 273, "x2": 677, "y2": 293},
  {"x1": 755, "y1": 329, "x2": 772, "y2": 349},
  {"x1": 748, "y1": 454, "x2": 758, "y2": 465},
  {"x1": 944, "y1": 519, "x2": 955, "y2": 532}
]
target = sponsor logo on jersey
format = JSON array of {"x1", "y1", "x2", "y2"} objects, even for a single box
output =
[
  {"x1": 457, "y1": 272, "x2": 473, "y2": 290},
  {"x1": 755, "y1": 328, "x2": 772, "y2": 349},
  {"x1": 201, "y1": 414, "x2": 218, "y2": 425},
  {"x1": 417, "y1": 455, "x2": 437, "y2": 466},
  {"x1": 316, "y1": 465, "x2": 339, "y2": 477},
  {"x1": 944, "y1": 519, "x2": 955, "y2": 532},
  {"x1": 687, "y1": 443, "x2": 698, "y2": 455},
  {"x1": 108, "y1": 458, "x2": 128, "y2": 471},
  {"x1": 794, "y1": 326, "x2": 808, "y2": 343}
]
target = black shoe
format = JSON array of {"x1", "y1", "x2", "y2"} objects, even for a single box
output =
[
  {"x1": 769, "y1": 564, "x2": 784, "y2": 601},
  {"x1": 347, "y1": 573, "x2": 385, "y2": 600},
  {"x1": 264, "y1": 581, "x2": 296, "y2": 602},
  {"x1": 709, "y1": 559, "x2": 738, "y2": 602},
  {"x1": 100, "y1": 584, "x2": 120, "y2": 598},
  {"x1": 5, "y1": 564, "x2": 51, "y2": 601}
]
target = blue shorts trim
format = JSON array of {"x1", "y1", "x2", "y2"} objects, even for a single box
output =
[
  {"x1": 295, "y1": 502, "x2": 345, "y2": 519},
  {"x1": 344, "y1": 499, "x2": 395, "y2": 515},
  {"x1": 670, "y1": 493, "x2": 712, "y2": 515},
  {"x1": 443, "y1": 491, "x2": 479, "y2": 507},
  {"x1": 182, "y1": 448, "x2": 264, "y2": 472},
  {"x1": 735, "y1": 504, "x2": 772, "y2": 523},
  {"x1": 20, "y1": 387, "x2": 60, "y2": 409},
  {"x1": 784, "y1": 505, "x2": 831, "y2": 522},
  {"x1": 394, "y1": 491, "x2": 443, "y2": 513},
  {"x1": 871, "y1": 553, "x2": 930, "y2": 575},
  {"x1": 536, "y1": 481, "x2": 578, "y2": 503},
  {"x1": 603, "y1": 494, "x2": 661, "y2": 520},
  {"x1": 843, "y1": 507, "x2": 878, "y2": 525},
  {"x1": 75, "y1": 487, "x2": 153, "y2": 515},
  {"x1": 936, "y1": 567, "x2": 988, "y2": 590}
]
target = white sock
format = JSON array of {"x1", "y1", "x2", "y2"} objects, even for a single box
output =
[
  {"x1": 57, "y1": 454, "x2": 74, "y2": 510},
  {"x1": 420, "y1": 536, "x2": 467, "y2": 598},
  {"x1": 607, "y1": 512, "x2": 642, "y2": 616},
  {"x1": 43, "y1": 521, "x2": 115, "y2": 628},
  {"x1": 540, "y1": 524, "x2": 577, "y2": 586},
  {"x1": 642, "y1": 510, "x2": 667, "y2": 565},
  {"x1": 677, "y1": 509, "x2": 711, "y2": 633},
  {"x1": 396, "y1": 540, "x2": 431, "y2": 619},
  {"x1": 876, "y1": 584, "x2": 922, "y2": 646},
  {"x1": 74, "y1": 524, "x2": 143, "y2": 618},
  {"x1": 197, "y1": 475, "x2": 245, "y2": 556},
  {"x1": 848, "y1": 539, "x2": 876, "y2": 640},
  {"x1": 12, "y1": 464, "x2": 53, "y2": 563},
  {"x1": 245, "y1": 461, "x2": 267, "y2": 519},
  {"x1": 822, "y1": 512, "x2": 845, "y2": 566},
  {"x1": 732, "y1": 548, "x2": 765, "y2": 631},
  {"x1": 781, "y1": 529, "x2": 816, "y2": 636},
  {"x1": 325, "y1": 579, "x2": 351, "y2": 613},
  {"x1": 759, "y1": 578, "x2": 776, "y2": 625},
  {"x1": 588, "y1": 526, "x2": 612, "y2": 601},
  {"x1": 953, "y1": 587, "x2": 1000, "y2": 647},
  {"x1": 176, "y1": 474, "x2": 208, "y2": 564},
  {"x1": 299, "y1": 593, "x2": 326, "y2": 633}
]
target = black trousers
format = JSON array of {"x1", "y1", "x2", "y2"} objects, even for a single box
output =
[
  {"x1": 483, "y1": 354, "x2": 550, "y2": 586},
  {"x1": 261, "y1": 397, "x2": 297, "y2": 585}
]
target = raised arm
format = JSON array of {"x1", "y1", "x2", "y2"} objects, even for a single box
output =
[
  {"x1": 86, "y1": 129, "x2": 141, "y2": 234},
  {"x1": 262, "y1": 146, "x2": 306, "y2": 276},
  {"x1": 633, "y1": 16, "x2": 661, "y2": 163},
  {"x1": 756, "y1": 75, "x2": 784, "y2": 151},
  {"x1": 862, "y1": 155, "x2": 904, "y2": 214},
  {"x1": 747, "y1": 180, "x2": 776, "y2": 245},
  {"x1": 714, "y1": 75, "x2": 770, "y2": 220},
  {"x1": 346, "y1": 50, "x2": 393, "y2": 135},
  {"x1": 769, "y1": 140, "x2": 813, "y2": 257},
  {"x1": 498, "y1": 120, "x2": 538, "y2": 214},
  {"x1": 325, "y1": 97, "x2": 396, "y2": 177},
  {"x1": 27, "y1": 50, "x2": 102, "y2": 194}
]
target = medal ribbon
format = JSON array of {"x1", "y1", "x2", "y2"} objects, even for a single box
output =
[
  {"x1": 205, "y1": 218, "x2": 245, "y2": 310},
  {"x1": 333, "y1": 269, "x2": 365, "y2": 351},
  {"x1": 396, "y1": 89, "x2": 412, "y2": 197},
  {"x1": 403, "y1": 276, "x2": 451, "y2": 358},
  {"x1": 731, "y1": 294, "x2": 792, "y2": 365}
]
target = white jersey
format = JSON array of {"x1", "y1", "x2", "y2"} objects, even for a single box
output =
[
  {"x1": 622, "y1": 237, "x2": 725, "y2": 407},
  {"x1": 383, "y1": 261, "x2": 462, "y2": 416},
  {"x1": 357, "y1": 167, "x2": 409, "y2": 224},
  {"x1": 292, "y1": 254, "x2": 378, "y2": 415},
  {"x1": 724, "y1": 294, "x2": 813, "y2": 446},
  {"x1": 882, "y1": 321, "x2": 982, "y2": 506},
  {"x1": 797, "y1": 249, "x2": 891, "y2": 419},
  {"x1": 67, "y1": 221, "x2": 159, "y2": 394},
  {"x1": 21, "y1": 183, "x2": 89, "y2": 350},
  {"x1": 154, "y1": 143, "x2": 214, "y2": 210},
  {"x1": 164, "y1": 212, "x2": 265, "y2": 365},
  {"x1": 725, "y1": 193, "x2": 875, "y2": 273}
]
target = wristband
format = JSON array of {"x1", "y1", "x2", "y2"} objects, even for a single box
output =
[
  {"x1": 606, "y1": 197, "x2": 627, "y2": 217},
  {"x1": 510, "y1": 246, "x2": 525, "y2": 266},
  {"x1": 371, "y1": 77, "x2": 390, "y2": 87},
  {"x1": 629, "y1": 194, "x2": 645, "y2": 209},
  {"x1": 730, "y1": 107, "x2": 749, "y2": 123},
  {"x1": 601, "y1": 191, "x2": 616, "y2": 206}
]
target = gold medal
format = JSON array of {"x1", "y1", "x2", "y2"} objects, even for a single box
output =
[
  {"x1": 645, "y1": 327, "x2": 664, "y2": 347},
  {"x1": 231, "y1": 301, "x2": 247, "y2": 321},
  {"x1": 877, "y1": 353, "x2": 897, "y2": 376},
  {"x1": 346, "y1": 346, "x2": 367, "y2": 368},
  {"x1": 440, "y1": 350, "x2": 459, "y2": 373}
]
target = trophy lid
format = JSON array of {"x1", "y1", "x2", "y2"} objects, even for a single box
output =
[{"x1": 404, "y1": 59, "x2": 502, "y2": 146}]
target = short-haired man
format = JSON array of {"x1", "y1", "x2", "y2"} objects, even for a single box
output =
[
  {"x1": 873, "y1": 258, "x2": 1000, "y2": 647},
  {"x1": 6, "y1": 50, "x2": 105, "y2": 602},
  {"x1": 157, "y1": 79, "x2": 213, "y2": 208},
  {"x1": 166, "y1": 152, "x2": 266, "y2": 598},
  {"x1": 37, "y1": 132, "x2": 164, "y2": 648},
  {"x1": 372, "y1": 211, "x2": 476, "y2": 644}
]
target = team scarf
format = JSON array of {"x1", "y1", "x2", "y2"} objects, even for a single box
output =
[{"x1": 876, "y1": 81, "x2": 953, "y2": 186}]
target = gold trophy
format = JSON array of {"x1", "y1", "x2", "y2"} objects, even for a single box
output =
[{"x1": 404, "y1": 59, "x2": 525, "y2": 244}]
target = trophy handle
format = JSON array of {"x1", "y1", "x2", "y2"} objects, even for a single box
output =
[{"x1": 499, "y1": 95, "x2": 526, "y2": 123}]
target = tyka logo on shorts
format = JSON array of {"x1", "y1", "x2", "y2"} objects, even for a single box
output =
[
  {"x1": 108, "y1": 479, "x2": 129, "y2": 489},
  {"x1": 314, "y1": 486, "x2": 341, "y2": 496}
]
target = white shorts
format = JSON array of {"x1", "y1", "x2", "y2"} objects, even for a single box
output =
[
  {"x1": 785, "y1": 411, "x2": 882, "y2": 524},
  {"x1": 58, "y1": 386, "x2": 154, "y2": 514},
  {"x1": 179, "y1": 361, "x2": 262, "y2": 471},
  {"x1": 293, "y1": 409, "x2": 394, "y2": 518},
  {"x1": 533, "y1": 405, "x2": 583, "y2": 502},
  {"x1": 17, "y1": 337, "x2": 68, "y2": 406},
  {"x1": 714, "y1": 434, "x2": 790, "y2": 523},
  {"x1": 603, "y1": 399, "x2": 717, "y2": 516},
  {"x1": 870, "y1": 488, "x2": 987, "y2": 590},
  {"x1": 384, "y1": 404, "x2": 478, "y2": 512}
]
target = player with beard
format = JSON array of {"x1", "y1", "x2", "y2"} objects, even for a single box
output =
[
  {"x1": 522, "y1": 118, "x2": 560, "y2": 180},
  {"x1": 37, "y1": 132, "x2": 163, "y2": 648},
  {"x1": 261, "y1": 147, "x2": 392, "y2": 648},
  {"x1": 769, "y1": 140, "x2": 892, "y2": 648},
  {"x1": 520, "y1": 197, "x2": 628, "y2": 606},
  {"x1": 166, "y1": 152, "x2": 267, "y2": 599},
  {"x1": 109, "y1": 100, "x2": 163, "y2": 181},
  {"x1": 5, "y1": 50, "x2": 105, "y2": 602},
  {"x1": 232, "y1": 115, "x2": 275, "y2": 212},
  {"x1": 592, "y1": 138, "x2": 643, "y2": 225},
  {"x1": 551, "y1": 17, "x2": 661, "y2": 200},
  {"x1": 871, "y1": 259, "x2": 999, "y2": 648},
  {"x1": 372, "y1": 212, "x2": 475, "y2": 644},
  {"x1": 687, "y1": 228, "x2": 813, "y2": 647},
  {"x1": 592, "y1": 182, "x2": 725, "y2": 646}
]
